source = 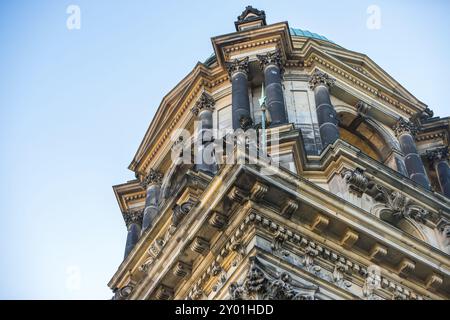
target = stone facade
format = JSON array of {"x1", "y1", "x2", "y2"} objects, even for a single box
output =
[{"x1": 109, "y1": 7, "x2": 450, "y2": 300}]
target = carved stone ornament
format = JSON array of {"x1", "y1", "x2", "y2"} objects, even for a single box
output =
[
  {"x1": 341, "y1": 168, "x2": 369, "y2": 197},
  {"x1": 228, "y1": 257, "x2": 318, "y2": 300},
  {"x1": 392, "y1": 118, "x2": 418, "y2": 137},
  {"x1": 239, "y1": 115, "x2": 254, "y2": 131},
  {"x1": 257, "y1": 50, "x2": 283, "y2": 70},
  {"x1": 236, "y1": 6, "x2": 266, "y2": 24},
  {"x1": 112, "y1": 284, "x2": 134, "y2": 300},
  {"x1": 141, "y1": 168, "x2": 163, "y2": 188},
  {"x1": 191, "y1": 92, "x2": 215, "y2": 116},
  {"x1": 366, "y1": 182, "x2": 429, "y2": 223},
  {"x1": 308, "y1": 69, "x2": 335, "y2": 90},
  {"x1": 225, "y1": 57, "x2": 249, "y2": 77},
  {"x1": 172, "y1": 199, "x2": 198, "y2": 227},
  {"x1": 123, "y1": 208, "x2": 144, "y2": 228},
  {"x1": 426, "y1": 146, "x2": 449, "y2": 166}
]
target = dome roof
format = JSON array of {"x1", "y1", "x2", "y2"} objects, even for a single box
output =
[
  {"x1": 203, "y1": 27, "x2": 335, "y2": 66},
  {"x1": 289, "y1": 28, "x2": 334, "y2": 43}
]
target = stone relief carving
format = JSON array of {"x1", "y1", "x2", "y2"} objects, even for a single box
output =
[
  {"x1": 341, "y1": 168, "x2": 369, "y2": 197},
  {"x1": 392, "y1": 118, "x2": 418, "y2": 137},
  {"x1": 172, "y1": 199, "x2": 199, "y2": 228},
  {"x1": 123, "y1": 208, "x2": 144, "y2": 228},
  {"x1": 308, "y1": 69, "x2": 335, "y2": 90},
  {"x1": 191, "y1": 92, "x2": 215, "y2": 116},
  {"x1": 141, "y1": 168, "x2": 163, "y2": 188},
  {"x1": 257, "y1": 50, "x2": 283, "y2": 70},
  {"x1": 339, "y1": 168, "x2": 431, "y2": 225},
  {"x1": 112, "y1": 284, "x2": 134, "y2": 300},
  {"x1": 228, "y1": 257, "x2": 319, "y2": 300}
]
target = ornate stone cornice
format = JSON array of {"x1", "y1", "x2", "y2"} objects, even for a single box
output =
[
  {"x1": 225, "y1": 57, "x2": 249, "y2": 77},
  {"x1": 141, "y1": 169, "x2": 163, "y2": 188},
  {"x1": 257, "y1": 50, "x2": 283, "y2": 70},
  {"x1": 308, "y1": 69, "x2": 335, "y2": 90},
  {"x1": 392, "y1": 118, "x2": 418, "y2": 137},
  {"x1": 191, "y1": 92, "x2": 215, "y2": 116},
  {"x1": 123, "y1": 208, "x2": 144, "y2": 228},
  {"x1": 426, "y1": 146, "x2": 449, "y2": 166}
]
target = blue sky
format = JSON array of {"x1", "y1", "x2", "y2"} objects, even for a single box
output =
[{"x1": 0, "y1": 0, "x2": 449, "y2": 299}]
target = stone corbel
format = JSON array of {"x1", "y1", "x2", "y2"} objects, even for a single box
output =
[
  {"x1": 280, "y1": 199, "x2": 299, "y2": 219},
  {"x1": 190, "y1": 236, "x2": 210, "y2": 255},
  {"x1": 340, "y1": 228, "x2": 359, "y2": 249},
  {"x1": 310, "y1": 214, "x2": 329, "y2": 232},
  {"x1": 155, "y1": 285, "x2": 174, "y2": 300},
  {"x1": 396, "y1": 258, "x2": 415, "y2": 278}
]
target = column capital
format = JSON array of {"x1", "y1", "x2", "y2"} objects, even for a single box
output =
[
  {"x1": 225, "y1": 57, "x2": 249, "y2": 77},
  {"x1": 141, "y1": 168, "x2": 163, "y2": 188},
  {"x1": 191, "y1": 92, "x2": 215, "y2": 116},
  {"x1": 257, "y1": 50, "x2": 283, "y2": 70},
  {"x1": 123, "y1": 208, "x2": 144, "y2": 228},
  {"x1": 392, "y1": 118, "x2": 418, "y2": 137},
  {"x1": 308, "y1": 69, "x2": 335, "y2": 90},
  {"x1": 426, "y1": 146, "x2": 449, "y2": 166}
]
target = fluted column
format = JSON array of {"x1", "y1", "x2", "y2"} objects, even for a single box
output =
[
  {"x1": 393, "y1": 118, "x2": 430, "y2": 189},
  {"x1": 226, "y1": 57, "x2": 252, "y2": 130},
  {"x1": 257, "y1": 50, "x2": 288, "y2": 126},
  {"x1": 308, "y1": 70, "x2": 340, "y2": 149},
  {"x1": 141, "y1": 169, "x2": 163, "y2": 233},
  {"x1": 123, "y1": 209, "x2": 143, "y2": 258},
  {"x1": 427, "y1": 146, "x2": 450, "y2": 197},
  {"x1": 192, "y1": 92, "x2": 218, "y2": 175}
]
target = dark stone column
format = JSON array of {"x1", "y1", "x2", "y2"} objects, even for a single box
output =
[
  {"x1": 427, "y1": 146, "x2": 450, "y2": 197},
  {"x1": 192, "y1": 92, "x2": 218, "y2": 175},
  {"x1": 226, "y1": 57, "x2": 252, "y2": 130},
  {"x1": 257, "y1": 50, "x2": 287, "y2": 126},
  {"x1": 123, "y1": 209, "x2": 143, "y2": 258},
  {"x1": 393, "y1": 118, "x2": 430, "y2": 189},
  {"x1": 308, "y1": 70, "x2": 340, "y2": 149},
  {"x1": 141, "y1": 169, "x2": 163, "y2": 233}
]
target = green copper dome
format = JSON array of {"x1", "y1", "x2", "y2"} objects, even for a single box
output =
[
  {"x1": 203, "y1": 28, "x2": 334, "y2": 66},
  {"x1": 289, "y1": 28, "x2": 334, "y2": 43}
]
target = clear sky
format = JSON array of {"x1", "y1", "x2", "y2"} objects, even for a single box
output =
[{"x1": 0, "y1": 0, "x2": 449, "y2": 299}]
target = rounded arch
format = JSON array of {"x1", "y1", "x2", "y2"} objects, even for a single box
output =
[{"x1": 335, "y1": 105, "x2": 399, "y2": 162}]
